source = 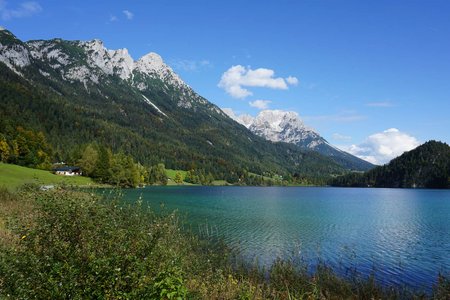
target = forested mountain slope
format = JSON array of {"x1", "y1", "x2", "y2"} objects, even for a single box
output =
[
  {"x1": 0, "y1": 28, "x2": 356, "y2": 182},
  {"x1": 331, "y1": 141, "x2": 450, "y2": 188}
]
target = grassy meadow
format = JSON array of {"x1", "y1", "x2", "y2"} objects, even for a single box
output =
[
  {"x1": 166, "y1": 169, "x2": 231, "y2": 186},
  {"x1": 0, "y1": 163, "x2": 95, "y2": 190}
]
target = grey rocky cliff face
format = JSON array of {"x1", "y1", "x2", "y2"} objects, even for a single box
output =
[
  {"x1": 0, "y1": 30, "x2": 220, "y2": 113},
  {"x1": 229, "y1": 109, "x2": 328, "y2": 150}
]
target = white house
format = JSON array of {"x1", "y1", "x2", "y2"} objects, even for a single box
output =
[{"x1": 53, "y1": 166, "x2": 82, "y2": 176}]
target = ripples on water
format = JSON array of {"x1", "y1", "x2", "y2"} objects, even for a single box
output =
[{"x1": 119, "y1": 186, "x2": 450, "y2": 290}]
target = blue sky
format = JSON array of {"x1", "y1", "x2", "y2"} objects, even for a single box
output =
[{"x1": 1, "y1": 0, "x2": 449, "y2": 163}]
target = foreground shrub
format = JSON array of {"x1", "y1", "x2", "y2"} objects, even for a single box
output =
[{"x1": 0, "y1": 189, "x2": 191, "y2": 298}]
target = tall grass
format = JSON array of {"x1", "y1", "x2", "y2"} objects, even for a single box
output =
[{"x1": 0, "y1": 187, "x2": 448, "y2": 299}]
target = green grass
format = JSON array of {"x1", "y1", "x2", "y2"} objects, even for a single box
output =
[
  {"x1": 166, "y1": 169, "x2": 186, "y2": 185},
  {"x1": 165, "y1": 169, "x2": 187, "y2": 180},
  {"x1": 166, "y1": 179, "x2": 197, "y2": 186},
  {"x1": 166, "y1": 169, "x2": 231, "y2": 186},
  {"x1": 165, "y1": 169, "x2": 198, "y2": 186},
  {"x1": 0, "y1": 163, "x2": 95, "y2": 190},
  {"x1": 211, "y1": 180, "x2": 230, "y2": 186},
  {"x1": 248, "y1": 171, "x2": 283, "y2": 181}
]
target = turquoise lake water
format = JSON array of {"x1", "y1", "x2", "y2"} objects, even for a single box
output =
[{"x1": 114, "y1": 186, "x2": 450, "y2": 290}]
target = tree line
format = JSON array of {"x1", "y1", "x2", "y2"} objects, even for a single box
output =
[
  {"x1": 0, "y1": 125, "x2": 334, "y2": 187},
  {"x1": 0, "y1": 127, "x2": 52, "y2": 170},
  {"x1": 71, "y1": 143, "x2": 169, "y2": 187},
  {"x1": 331, "y1": 141, "x2": 450, "y2": 189}
]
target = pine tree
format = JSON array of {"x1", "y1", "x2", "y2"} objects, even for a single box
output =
[{"x1": 94, "y1": 145, "x2": 112, "y2": 183}]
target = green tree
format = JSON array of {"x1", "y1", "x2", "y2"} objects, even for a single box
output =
[
  {"x1": 136, "y1": 162, "x2": 148, "y2": 185},
  {"x1": 0, "y1": 135, "x2": 9, "y2": 162},
  {"x1": 9, "y1": 140, "x2": 19, "y2": 164},
  {"x1": 156, "y1": 163, "x2": 168, "y2": 185},
  {"x1": 174, "y1": 172, "x2": 183, "y2": 184},
  {"x1": 93, "y1": 145, "x2": 112, "y2": 182},
  {"x1": 78, "y1": 144, "x2": 98, "y2": 176},
  {"x1": 109, "y1": 152, "x2": 140, "y2": 187},
  {"x1": 124, "y1": 155, "x2": 140, "y2": 187},
  {"x1": 5, "y1": 128, "x2": 53, "y2": 169},
  {"x1": 148, "y1": 163, "x2": 168, "y2": 185},
  {"x1": 34, "y1": 131, "x2": 52, "y2": 169}
]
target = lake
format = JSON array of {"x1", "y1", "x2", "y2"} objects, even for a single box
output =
[{"x1": 114, "y1": 186, "x2": 450, "y2": 290}]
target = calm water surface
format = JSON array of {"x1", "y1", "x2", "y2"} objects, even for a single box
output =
[{"x1": 116, "y1": 186, "x2": 450, "y2": 289}]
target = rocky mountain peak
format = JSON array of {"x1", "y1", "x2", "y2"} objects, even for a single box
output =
[
  {"x1": 0, "y1": 29, "x2": 208, "y2": 112},
  {"x1": 134, "y1": 52, "x2": 165, "y2": 76},
  {"x1": 134, "y1": 52, "x2": 185, "y2": 88},
  {"x1": 226, "y1": 109, "x2": 320, "y2": 146},
  {"x1": 136, "y1": 52, "x2": 164, "y2": 69},
  {"x1": 78, "y1": 40, "x2": 184, "y2": 87},
  {"x1": 224, "y1": 108, "x2": 374, "y2": 170},
  {"x1": 238, "y1": 114, "x2": 255, "y2": 128},
  {"x1": 250, "y1": 110, "x2": 320, "y2": 145},
  {"x1": 0, "y1": 28, "x2": 187, "y2": 87},
  {"x1": 78, "y1": 39, "x2": 134, "y2": 80},
  {"x1": 0, "y1": 29, "x2": 31, "y2": 75},
  {"x1": 252, "y1": 110, "x2": 306, "y2": 132},
  {"x1": 85, "y1": 39, "x2": 104, "y2": 50}
]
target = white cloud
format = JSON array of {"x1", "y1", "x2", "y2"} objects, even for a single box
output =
[
  {"x1": 249, "y1": 99, "x2": 271, "y2": 110},
  {"x1": 341, "y1": 128, "x2": 420, "y2": 165},
  {"x1": 218, "y1": 65, "x2": 298, "y2": 98},
  {"x1": 0, "y1": 1, "x2": 42, "y2": 20},
  {"x1": 109, "y1": 15, "x2": 118, "y2": 22},
  {"x1": 366, "y1": 101, "x2": 395, "y2": 107},
  {"x1": 170, "y1": 59, "x2": 211, "y2": 72},
  {"x1": 332, "y1": 133, "x2": 352, "y2": 141},
  {"x1": 286, "y1": 76, "x2": 299, "y2": 85},
  {"x1": 222, "y1": 108, "x2": 254, "y2": 127},
  {"x1": 222, "y1": 108, "x2": 237, "y2": 119},
  {"x1": 123, "y1": 10, "x2": 133, "y2": 20}
]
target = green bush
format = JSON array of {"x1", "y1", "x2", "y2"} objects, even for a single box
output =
[
  {"x1": 0, "y1": 189, "x2": 191, "y2": 299},
  {"x1": 151, "y1": 267, "x2": 187, "y2": 299}
]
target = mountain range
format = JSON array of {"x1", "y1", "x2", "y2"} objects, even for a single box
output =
[
  {"x1": 0, "y1": 28, "x2": 373, "y2": 182},
  {"x1": 224, "y1": 109, "x2": 373, "y2": 170}
]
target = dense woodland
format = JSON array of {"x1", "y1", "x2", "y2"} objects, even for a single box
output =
[
  {"x1": 331, "y1": 141, "x2": 450, "y2": 189},
  {"x1": 0, "y1": 124, "x2": 331, "y2": 187},
  {"x1": 0, "y1": 127, "x2": 53, "y2": 170}
]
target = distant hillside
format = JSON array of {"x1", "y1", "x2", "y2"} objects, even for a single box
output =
[{"x1": 331, "y1": 141, "x2": 450, "y2": 188}]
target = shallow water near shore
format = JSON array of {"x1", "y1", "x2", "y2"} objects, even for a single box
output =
[{"x1": 115, "y1": 186, "x2": 450, "y2": 290}]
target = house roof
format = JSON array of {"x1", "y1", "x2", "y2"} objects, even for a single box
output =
[{"x1": 53, "y1": 166, "x2": 81, "y2": 172}]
